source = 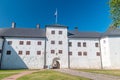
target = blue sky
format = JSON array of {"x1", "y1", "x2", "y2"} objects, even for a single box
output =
[{"x1": 0, "y1": 0, "x2": 111, "y2": 32}]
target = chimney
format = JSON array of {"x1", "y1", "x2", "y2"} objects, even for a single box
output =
[
  {"x1": 12, "y1": 22, "x2": 16, "y2": 28},
  {"x1": 36, "y1": 24, "x2": 40, "y2": 29}
]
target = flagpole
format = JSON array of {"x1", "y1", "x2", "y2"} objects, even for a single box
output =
[
  {"x1": 55, "y1": 8, "x2": 58, "y2": 24},
  {"x1": 56, "y1": 12, "x2": 57, "y2": 24}
]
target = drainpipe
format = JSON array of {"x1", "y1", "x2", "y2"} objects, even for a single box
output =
[
  {"x1": 0, "y1": 37, "x2": 5, "y2": 69},
  {"x1": 68, "y1": 38, "x2": 70, "y2": 69},
  {"x1": 44, "y1": 28, "x2": 47, "y2": 69},
  {"x1": 99, "y1": 38, "x2": 103, "y2": 69}
]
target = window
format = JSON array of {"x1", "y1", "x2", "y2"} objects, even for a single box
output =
[
  {"x1": 69, "y1": 42, "x2": 72, "y2": 47},
  {"x1": 96, "y1": 52, "x2": 100, "y2": 56},
  {"x1": 78, "y1": 42, "x2": 81, "y2": 47},
  {"x1": 59, "y1": 50, "x2": 62, "y2": 54},
  {"x1": 78, "y1": 52, "x2": 82, "y2": 56},
  {"x1": 6, "y1": 51, "x2": 11, "y2": 55},
  {"x1": 18, "y1": 51, "x2": 22, "y2": 55},
  {"x1": 59, "y1": 41, "x2": 62, "y2": 45},
  {"x1": 8, "y1": 41, "x2": 12, "y2": 45},
  {"x1": 51, "y1": 30, "x2": 55, "y2": 34},
  {"x1": 51, "y1": 41, "x2": 55, "y2": 44},
  {"x1": 95, "y1": 43, "x2": 99, "y2": 47},
  {"x1": 83, "y1": 42, "x2": 86, "y2": 47},
  {"x1": 19, "y1": 41, "x2": 24, "y2": 45},
  {"x1": 0, "y1": 49, "x2": 2, "y2": 53},
  {"x1": 59, "y1": 31, "x2": 62, "y2": 34},
  {"x1": 26, "y1": 41, "x2": 31, "y2": 45},
  {"x1": 51, "y1": 50, "x2": 55, "y2": 54},
  {"x1": 37, "y1": 51, "x2": 41, "y2": 55},
  {"x1": 38, "y1": 41, "x2": 41, "y2": 45},
  {"x1": 83, "y1": 52, "x2": 87, "y2": 56},
  {"x1": 69, "y1": 52, "x2": 72, "y2": 55},
  {"x1": 26, "y1": 51, "x2": 30, "y2": 55}
]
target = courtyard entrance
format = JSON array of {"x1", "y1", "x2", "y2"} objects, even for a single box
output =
[{"x1": 52, "y1": 58, "x2": 60, "y2": 69}]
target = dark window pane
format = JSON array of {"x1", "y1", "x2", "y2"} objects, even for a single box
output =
[
  {"x1": 51, "y1": 31, "x2": 55, "y2": 34},
  {"x1": 19, "y1": 51, "x2": 22, "y2": 55},
  {"x1": 38, "y1": 41, "x2": 41, "y2": 45},
  {"x1": 96, "y1": 52, "x2": 100, "y2": 56},
  {"x1": 6, "y1": 51, "x2": 11, "y2": 55},
  {"x1": 59, "y1": 50, "x2": 62, "y2": 54},
  {"x1": 59, "y1": 41, "x2": 62, "y2": 45},
  {"x1": 95, "y1": 43, "x2": 99, "y2": 47},
  {"x1": 37, "y1": 51, "x2": 41, "y2": 55},
  {"x1": 78, "y1": 42, "x2": 81, "y2": 47},
  {"x1": 83, "y1": 52, "x2": 87, "y2": 56},
  {"x1": 69, "y1": 42, "x2": 72, "y2": 47},
  {"x1": 59, "y1": 31, "x2": 62, "y2": 34},
  {"x1": 69, "y1": 52, "x2": 72, "y2": 55},
  {"x1": 83, "y1": 42, "x2": 86, "y2": 47},
  {"x1": 0, "y1": 50, "x2": 2, "y2": 53},
  {"x1": 26, "y1": 41, "x2": 31, "y2": 45},
  {"x1": 51, "y1": 50, "x2": 55, "y2": 54},
  {"x1": 26, "y1": 51, "x2": 30, "y2": 55},
  {"x1": 78, "y1": 52, "x2": 82, "y2": 56},
  {"x1": 51, "y1": 41, "x2": 55, "y2": 44},
  {"x1": 19, "y1": 41, "x2": 24, "y2": 45}
]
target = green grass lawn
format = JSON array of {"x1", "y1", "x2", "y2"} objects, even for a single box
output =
[
  {"x1": 0, "y1": 70, "x2": 26, "y2": 80},
  {"x1": 77, "y1": 69, "x2": 120, "y2": 76},
  {"x1": 18, "y1": 70, "x2": 90, "y2": 80}
]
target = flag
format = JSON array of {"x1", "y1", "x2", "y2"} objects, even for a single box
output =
[{"x1": 54, "y1": 9, "x2": 57, "y2": 16}]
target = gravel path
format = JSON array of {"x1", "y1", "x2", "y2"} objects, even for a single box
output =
[
  {"x1": 54, "y1": 69, "x2": 120, "y2": 80},
  {"x1": 2, "y1": 70, "x2": 39, "y2": 80}
]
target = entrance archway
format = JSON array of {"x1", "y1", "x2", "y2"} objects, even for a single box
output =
[{"x1": 52, "y1": 58, "x2": 60, "y2": 69}]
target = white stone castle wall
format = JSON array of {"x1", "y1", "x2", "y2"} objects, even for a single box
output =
[
  {"x1": 69, "y1": 38, "x2": 102, "y2": 69},
  {"x1": 1, "y1": 37, "x2": 45, "y2": 69},
  {"x1": 101, "y1": 36, "x2": 120, "y2": 69},
  {"x1": 46, "y1": 27, "x2": 68, "y2": 68}
]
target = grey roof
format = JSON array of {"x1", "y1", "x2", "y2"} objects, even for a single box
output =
[
  {"x1": 46, "y1": 24, "x2": 68, "y2": 28},
  {"x1": 102, "y1": 29, "x2": 120, "y2": 37},
  {"x1": 0, "y1": 28, "x2": 46, "y2": 38},
  {"x1": 68, "y1": 30, "x2": 102, "y2": 38}
]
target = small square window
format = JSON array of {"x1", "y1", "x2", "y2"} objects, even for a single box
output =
[
  {"x1": 51, "y1": 50, "x2": 55, "y2": 54},
  {"x1": 26, "y1": 51, "x2": 30, "y2": 55},
  {"x1": 19, "y1": 51, "x2": 22, "y2": 55},
  {"x1": 96, "y1": 52, "x2": 100, "y2": 56},
  {"x1": 59, "y1": 31, "x2": 62, "y2": 34},
  {"x1": 38, "y1": 41, "x2": 41, "y2": 45},
  {"x1": 95, "y1": 43, "x2": 99, "y2": 47},
  {"x1": 69, "y1": 42, "x2": 72, "y2": 47},
  {"x1": 59, "y1": 41, "x2": 62, "y2": 45},
  {"x1": 78, "y1": 42, "x2": 81, "y2": 47},
  {"x1": 37, "y1": 51, "x2": 41, "y2": 55},
  {"x1": 78, "y1": 52, "x2": 82, "y2": 56},
  {"x1": 83, "y1": 52, "x2": 87, "y2": 56},
  {"x1": 69, "y1": 52, "x2": 72, "y2": 55},
  {"x1": 83, "y1": 42, "x2": 86, "y2": 47},
  {"x1": 51, "y1": 41, "x2": 55, "y2": 44},
  {"x1": 6, "y1": 51, "x2": 11, "y2": 55},
  {"x1": 19, "y1": 41, "x2": 24, "y2": 45},
  {"x1": 59, "y1": 50, "x2": 62, "y2": 54},
  {"x1": 51, "y1": 31, "x2": 55, "y2": 34},
  {"x1": 0, "y1": 50, "x2": 2, "y2": 53},
  {"x1": 26, "y1": 41, "x2": 31, "y2": 45},
  {"x1": 8, "y1": 41, "x2": 12, "y2": 45}
]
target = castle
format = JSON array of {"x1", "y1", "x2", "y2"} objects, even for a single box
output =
[{"x1": 0, "y1": 22, "x2": 120, "y2": 69}]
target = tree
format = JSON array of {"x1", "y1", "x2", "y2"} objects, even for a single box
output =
[{"x1": 108, "y1": 0, "x2": 120, "y2": 31}]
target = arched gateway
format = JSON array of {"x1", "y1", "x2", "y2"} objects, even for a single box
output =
[{"x1": 52, "y1": 58, "x2": 60, "y2": 69}]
